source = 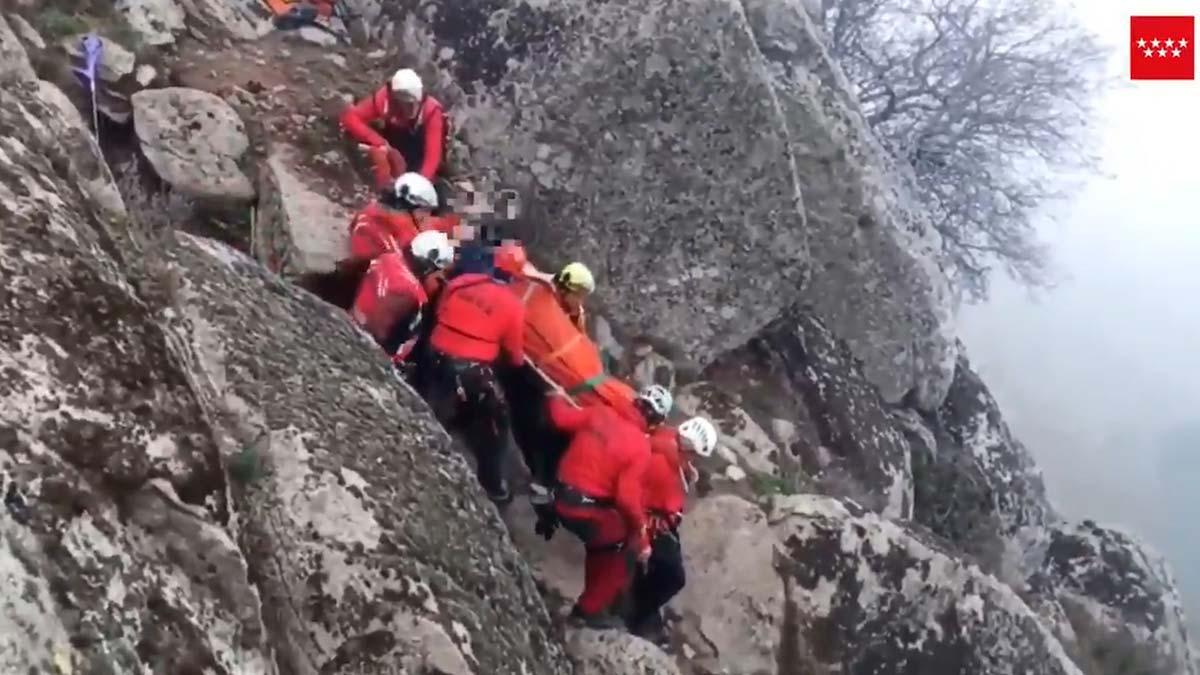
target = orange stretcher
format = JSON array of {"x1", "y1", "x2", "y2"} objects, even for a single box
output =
[
  {"x1": 510, "y1": 275, "x2": 638, "y2": 413},
  {"x1": 260, "y1": 0, "x2": 336, "y2": 17}
]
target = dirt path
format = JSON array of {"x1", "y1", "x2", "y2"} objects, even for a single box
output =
[{"x1": 169, "y1": 31, "x2": 399, "y2": 209}]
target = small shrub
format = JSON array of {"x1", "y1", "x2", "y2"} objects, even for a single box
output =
[
  {"x1": 31, "y1": 5, "x2": 143, "y2": 51},
  {"x1": 752, "y1": 473, "x2": 794, "y2": 497},
  {"x1": 34, "y1": 9, "x2": 89, "y2": 40},
  {"x1": 102, "y1": 16, "x2": 143, "y2": 52}
]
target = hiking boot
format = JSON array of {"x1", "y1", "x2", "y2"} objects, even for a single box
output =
[
  {"x1": 533, "y1": 503, "x2": 559, "y2": 541},
  {"x1": 528, "y1": 482, "x2": 553, "y2": 506},
  {"x1": 629, "y1": 612, "x2": 670, "y2": 646},
  {"x1": 567, "y1": 605, "x2": 627, "y2": 631},
  {"x1": 486, "y1": 481, "x2": 513, "y2": 507}
]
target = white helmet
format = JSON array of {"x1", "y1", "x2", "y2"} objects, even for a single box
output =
[
  {"x1": 678, "y1": 417, "x2": 718, "y2": 458},
  {"x1": 636, "y1": 384, "x2": 673, "y2": 421},
  {"x1": 389, "y1": 68, "x2": 423, "y2": 101},
  {"x1": 410, "y1": 230, "x2": 454, "y2": 270},
  {"x1": 392, "y1": 173, "x2": 438, "y2": 210}
]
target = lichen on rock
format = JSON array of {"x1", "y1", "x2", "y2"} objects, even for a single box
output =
[
  {"x1": 131, "y1": 86, "x2": 256, "y2": 204},
  {"x1": 702, "y1": 310, "x2": 915, "y2": 518},
  {"x1": 1038, "y1": 521, "x2": 1198, "y2": 675},
  {"x1": 154, "y1": 233, "x2": 571, "y2": 674},
  {"x1": 770, "y1": 494, "x2": 1086, "y2": 675},
  {"x1": 0, "y1": 69, "x2": 269, "y2": 675}
]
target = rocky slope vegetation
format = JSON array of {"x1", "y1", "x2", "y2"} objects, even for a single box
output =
[{"x1": 1, "y1": 3, "x2": 1195, "y2": 675}]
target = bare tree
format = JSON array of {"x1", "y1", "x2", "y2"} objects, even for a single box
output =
[{"x1": 824, "y1": 0, "x2": 1110, "y2": 300}]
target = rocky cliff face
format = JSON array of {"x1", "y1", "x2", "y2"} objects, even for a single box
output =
[
  {"x1": 361, "y1": 0, "x2": 957, "y2": 409},
  {"x1": 1, "y1": 2, "x2": 1195, "y2": 675},
  {"x1": 0, "y1": 24, "x2": 572, "y2": 673}
]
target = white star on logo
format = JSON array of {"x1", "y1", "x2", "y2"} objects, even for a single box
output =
[
  {"x1": 1158, "y1": 48, "x2": 1168, "y2": 57},
  {"x1": 1165, "y1": 38, "x2": 1175, "y2": 47},
  {"x1": 1173, "y1": 48, "x2": 1182, "y2": 57},
  {"x1": 1144, "y1": 48, "x2": 1154, "y2": 57},
  {"x1": 1181, "y1": 38, "x2": 1190, "y2": 49},
  {"x1": 1137, "y1": 38, "x2": 1147, "y2": 48},
  {"x1": 1151, "y1": 38, "x2": 1161, "y2": 48}
]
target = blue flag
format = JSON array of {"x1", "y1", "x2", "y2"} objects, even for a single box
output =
[
  {"x1": 72, "y1": 33, "x2": 103, "y2": 90},
  {"x1": 72, "y1": 33, "x2": 103, "y2": 138}
]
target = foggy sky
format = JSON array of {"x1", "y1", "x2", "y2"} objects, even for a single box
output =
[{"x1": 957, "y1": 0, "x2": 1200, "y2": 631}]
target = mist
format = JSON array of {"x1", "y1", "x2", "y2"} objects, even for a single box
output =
[{"x1": 957, "y1": 0, "x2": 1200, "y2": 634}]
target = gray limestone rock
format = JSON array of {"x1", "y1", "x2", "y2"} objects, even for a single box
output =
[
  {"x1": 0, "y1": 15, "x2": 36, "y2": 83},
  {"x1": 154, "y1": 232, "x2": 571, "y2": 674},
  {"x1": 567, "y1": 628, "x2": 683, "y2": 675},
  {"x1": 1038, "y1": 521, "x2": 1198, "y2": 675},
  {"x1": 132, "y1": 87, "x2": 256, "y2": 204},
  {"x1": 770, "y1": 494, "x2": 1086, "y2": 675},
  {"x1": 387, "y1": 0, "x2": 811, "y2": 372},
  {"x1": 0, "y1": 73, "x2": 271, "y2": 675},
  {"x1": 6, "y1": 13, "x2": 43, "y2": 50},
  {"x1": 253, "y1": 142, "x2": 351, "y2": 276},
  {"x1": 917, "y1": 347, "x2": 1055, "y2": 576},
  {"x1": 372, "y1": 0, "x2": 956, "y2": 407},
  {"x1": 739, "y1": 0, "x2": 957, "y2": 409},
  {"x1": 0, "y1": 34, "x2": 572, "y2": 673},
  {"x1": 703, "y1": 309, "x2": 915, "y2": 518},
  {"x1": 117, "y1": 0, "x2": 269, "y2": 45},
  {"x1": 674, "y1": 495, "x2": 786, "y2": 673}
]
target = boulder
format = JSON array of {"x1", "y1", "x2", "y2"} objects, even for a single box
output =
[
  {"x1": 155, "y1": 232, "x2": 572, "y2": 674},
  {"x1": 131, "y1": 87, "x2": 256, "y2": 205},
  {"x1": 374, "y1": 0, "x2": 956, "y2": 407},
  {"x1": 136, "y1": 64, "x2": 158, "y2": 87},
  {"x1": 186, "y1": 1, "x2": 274, "y2": 41},
  {"x1": 911, "y1": 421, "x2": 1014, "y2": 574},
  {"x1": 1038, "y1": 521, "x2": 1198, "y2": 675},
  {"x1": 674, "y1": 495, "x2": 785, "y2": 673},
  {"x1": 33, "y1": 79, "x2": 129, "y2": 220},
  {"x1": 739, "y1": 0, "x2": 957, "y2": 409},
  {"x1": 6, "y1": 13, "x2": 43, "y2": 50},
  {"x1": 389, "y1": 0, "x2": 811, "y2": 370},
  {"x1": 919, "y1": 348, "x2": 1055, "y2": 574},
  {"x1": 674, "y1": 382, "x2": 785, "y2": 477},
  {"x1": 769, "y1": 495, "x2": 1086, "y2": 675},
  {"x1": 627, "y1": 342, "x2": 676, "y2": 393},
  {"x1": 704, "y1": 310, "x2": 914, "y2": 518},
  {"x1": 0, "y1": 74, "x2": 271, "y2": 675},
  {"x1": 118, "y1": 0, "x2": 270, "y2": 45},
  {"x1": 253, "y1": 142, "x2": 352, "y2": 276},
  {"x1": 0, "y1": 15, "x2": 36, "y2": 83},
  {"x1": 118, "y1": 0, "x2": 188, "y2": 46},
  {"x1": 566, "y1": 628, "x2": 683, "y2": 675}
]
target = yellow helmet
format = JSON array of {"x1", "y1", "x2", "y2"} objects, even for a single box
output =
[{"x1": 555, "y1": 262, "x2": 595, "y2": 294}]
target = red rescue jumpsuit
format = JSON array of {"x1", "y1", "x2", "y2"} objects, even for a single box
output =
[
  {"x1": 549, "y1": 397, "x2": 652, "y2": 615},
  {"x1": 429, "y1": 274, "x2": 525, "y2": 367},
  {"x1": 350, "y1": 252, "x2": 427, "y2": 355},
  {"x1": 644, "y1": 427, "x2": 687, "y2": 533},
  {"x1": 340, "y1": 87, "x2": 448, "y2": 180},
  {"x1": 428, "y1": 274, "x2": 526, "y2": 498},
  {"x1": 347, "y1": 202, "x2": 460, "y2": 263},
  {"x1": 626, "y1": 428, "x2": 689, "y2": 634}
]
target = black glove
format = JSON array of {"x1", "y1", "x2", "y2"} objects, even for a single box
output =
[
  {"x1": 393, "y1": 358, "x2": 416, "y2": 382},
  {"x1": 533, "y1": 503, "x2": 559, "y2": 541}
]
